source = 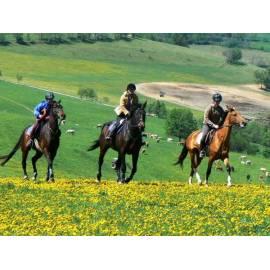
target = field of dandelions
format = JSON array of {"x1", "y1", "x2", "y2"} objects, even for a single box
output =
[{"x1": 0, "y1": 178, "x2": 270, "y2": 236}]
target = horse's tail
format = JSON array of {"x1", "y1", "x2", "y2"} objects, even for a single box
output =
[
  {"x1": 0, "y1": 130, "x2": 24, "y2": 166},
  {"x1": 174, "y1": 142, "x2": 188, "y2": 169},
  {"x1": 87, "y1": 139, "x2": 100, "y2": 151}
]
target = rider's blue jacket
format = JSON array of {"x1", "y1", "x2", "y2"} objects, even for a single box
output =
[{"x1": 34, "y1": 100, "x2": 50, "y2": 119}]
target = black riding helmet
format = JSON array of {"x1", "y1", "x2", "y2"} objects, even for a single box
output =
[
  {"x1": 45, "y1": 92, "x2": 55, "y2": 101},
  {"x1": 212, "y1": 92, "x2": 222, "y2": 102},
  {"x1": 127, "y1": 83, "x2": 136, "y2": 92}
]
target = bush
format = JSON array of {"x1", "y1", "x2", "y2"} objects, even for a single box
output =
[
  {"x1": 16, "y1": 73, "x2": 23, "y2": 82},
  {"x1": 147, "y1": 100, "x2": 167, "y2": 119},
  {"x1": 166, "y1": 108, "x2": 197, "y2": 139},
  {"x1": 223, "y1": 48, "x2": 242, "y2": 64},
  {"x1": 263, "y1": 148, "x2": 270, "y2": 158},
  {"x1": 254, "y1": 68, "x2": 270, "y2": 90},
  {"x1": 78, "y1": 88, "x2": 97, "y2": 100},
  {"x1": 252, "y1": 56, "x2": 270, "y2": 68}
]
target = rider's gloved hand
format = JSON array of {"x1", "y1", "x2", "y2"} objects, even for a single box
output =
[{"x1": 213, "y1": 124, "x2": 219, "y2": 129}]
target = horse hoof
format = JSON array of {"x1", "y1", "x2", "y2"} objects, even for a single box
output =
[
  {"x1": 198, "y1": 181, "x2": 202, "y2": 186},
  {"x1": 124, "y1": 177, "x2": 131, "y2": 183},
  {"x1": 205, "y1": 184, "x2": 209, "y2": 187},
  {"x1": 23, "y1": 175, "x2": 29, "y2": 180},
  {"x1": 227, "y1": 183, "x2": 232, "y2": 188},
  {"x1": 95, "y1": 179, "x2": 101, "y2": 183}
]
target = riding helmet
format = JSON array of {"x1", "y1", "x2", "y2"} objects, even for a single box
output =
[
  {"x1": 212, "y1": 92, "x2": 222, "y2": 102},
  {"x1": 127, "y1": 83, "x2": 136, "y2": 92},
  {"x1": 45, "y1": 92, "x2": 55, "y2": 100}
]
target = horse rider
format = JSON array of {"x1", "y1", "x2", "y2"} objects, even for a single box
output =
[
  {"x1": 106, "y1": 83, "x2": 139, "y2": 140},
  {"x1": 27, "y1": 92, "x2": 55, "y2": 147},
  {"x1": 199, "y1": 92, "x2": 226, "y2": 158}
]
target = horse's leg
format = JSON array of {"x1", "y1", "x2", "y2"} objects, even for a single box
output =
[
  {"x1": 31, "y1": 151, "x2": 43, "y2": 181},
  {"x1": 115, "y1": 154, "x2": 121, "y2": 182},
  {"x1": 125, "y1": 151, "x2": 139, "y2": 183},
  {"x1": 43, "y1": 149, "x2": 54, "y2": 182},
  {"x1": 97, "y1": 146, "x2": 109, "y2": 182},
  {"x1": 119, "y1": 151, "x2": 126, "y2": 183},
  {"x1": 188, "y1": 152, "x2": 195, "y2": 185},
  {"x1": 194, "y1": 152, "x2": 203, "y2": 185},
  {"x1": 205, "y1": 158, "x2": 215, "y2": 186},
  {"x1": 22, "y1": 148, "x2": 30, "y2": 180},
  {"x1": 224, "y1": 157, "x2": 232, "y2": 187}
]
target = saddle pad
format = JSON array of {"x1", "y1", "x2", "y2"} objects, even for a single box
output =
[{"x1": 26, "y1": 125, "x2": 34, "y2": 136}]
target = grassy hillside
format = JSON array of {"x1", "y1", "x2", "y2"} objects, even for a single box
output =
[
  {"x1": 0, "y1": 80, "x2": 269, "y2": 184},
  {"x1": 0, "y1": 39, "x2": 261, "y2": 105}
]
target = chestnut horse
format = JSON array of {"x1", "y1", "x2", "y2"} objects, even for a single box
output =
[
  {"x1": 175, "y1": 106, "x2": 247, "y2": 186},
  {"x1": 88, "y1": 102, "x2": 146, "y2": 184},
  {"x1": 0, "y1": 100, "x2": 66, "y2": 182}
]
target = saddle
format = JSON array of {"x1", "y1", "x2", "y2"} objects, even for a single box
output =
[{"x1": 205, "y1": 129, "x2": 216, "y2": 146}]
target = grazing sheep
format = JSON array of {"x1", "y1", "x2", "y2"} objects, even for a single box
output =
[
  {"x1": 66, "y1": 129, "x2": 75, "y2": 135},
  {"x1": 245, "y1": 160, "x2": 251, "y2": 165},
  {"x1": 167, "y1": 138, "x2": 173, "y2": 142}
]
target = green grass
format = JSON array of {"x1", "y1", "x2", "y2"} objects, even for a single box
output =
[
  {"x1": 0, "y1": 80, "x2": 269, "y2": 184},
  {"x1": 0, "y1": 39, "x2": 263, "y2": 105}
]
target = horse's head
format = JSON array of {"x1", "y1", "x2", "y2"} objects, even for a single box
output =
[
  {"x1": 51, "y1": 100, "x2": 66, "y2": 125},
  {"x1": 225, "y1": 105, "x2": 247, "y2": 128},
  {"x1": 129, "y1": 101, "x2": 147, "y2": 131}
]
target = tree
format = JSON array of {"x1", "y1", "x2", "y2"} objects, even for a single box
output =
[
  {"x1": 172, "y1": 34, "x2": 189, "y2": 47},
  {"x1": 254, "y1": 68, "x2": 270, "y2": 90},
  {"x1": 0, "y1": 34, "x2": 8, "y2": 45},
  {"x1": 166, "y1": 108, "x2": 197, "y2": 139},
  {"x1": 14, "y1": 34, "x2": 26, "y2": 45},
  {"x1": 223, "y1": 48, "x2": 242, "y2": 64},
  {"x1": 147, "y1": 100, "x2": 167, "y2": 118}
]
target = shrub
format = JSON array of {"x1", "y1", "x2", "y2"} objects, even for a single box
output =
[
  {"x1": 223, "y1": 48, "x2": 242, "y2": 64},
  {"x1": 78, "y1": 88, "x2": 97, "y2": 100},
  {"x1": 254, "y1": 68, "x2": 270, "y2": 90},
  {"x1": 16, "y1": 73, "x2": 23, "y2": 82},
  {"x1": 166, "y1": 108, "x2": 197, "y2": 139}
]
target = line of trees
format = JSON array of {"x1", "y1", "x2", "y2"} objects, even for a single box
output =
[
  {"x1": 1, "y1": 33, "x2": 269, "y2": 48},
  {"x1": 0, "y1": 33, "x2": 134, "y2": 46}
]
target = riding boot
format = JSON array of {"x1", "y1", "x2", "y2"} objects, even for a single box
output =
[
  {"x1": 106, "y1": 122, "x2": 118, "y2": 140},
  {"x1": 199, "y1": 142, "x2": 206, "y2": 158}
]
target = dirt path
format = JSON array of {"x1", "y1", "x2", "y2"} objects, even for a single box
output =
[{"x1": 137, "y1": 82, "x2": 270, "y2": 119}]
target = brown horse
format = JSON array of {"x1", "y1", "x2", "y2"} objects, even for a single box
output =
[
  {"x1": 88, "y1": 102, "x2": 146, "y2": 183},
  {"x1": 0, "y1": 100, "x2": 66, "y2": 182},
  {"x1": 175, "y1": 106, "x2": 247, "y2": 186}
]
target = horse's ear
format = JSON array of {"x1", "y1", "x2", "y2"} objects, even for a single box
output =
[
  {"x1": 226, "y1": 104, "x2": 234, "y2": 111},
  {"x1": 142, "y1": 101, "x2": 147, "y2": 109}
]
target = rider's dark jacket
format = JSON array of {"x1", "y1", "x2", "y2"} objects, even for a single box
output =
[{"x1": 203, "y1": 104, "x2": 226, "y2": 127}]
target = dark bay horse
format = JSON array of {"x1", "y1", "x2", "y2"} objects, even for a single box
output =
[
  {"x1": 88, "y1": 102, "x2": 147, "y2": 183},
  {"x1": 0, "y1": 100, "x2": 66, "y2": 182},
  {"x1": 175, "y1": 106, "x2": 247, "y2": 187}
]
